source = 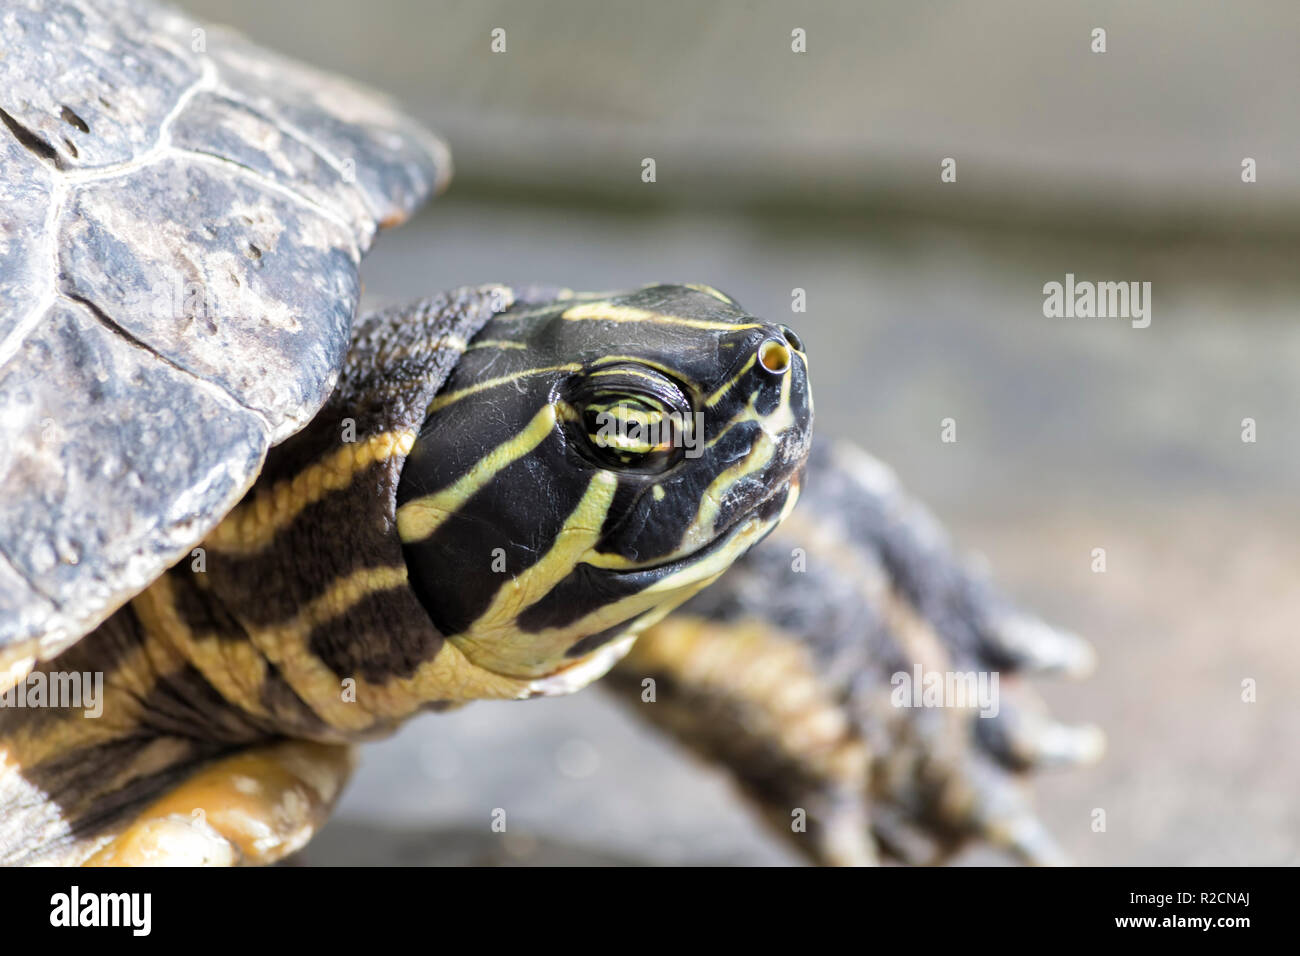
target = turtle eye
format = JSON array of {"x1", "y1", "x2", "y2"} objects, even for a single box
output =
[{"x1": 566, "y1": 365, "x2": 694, "y2": 473}]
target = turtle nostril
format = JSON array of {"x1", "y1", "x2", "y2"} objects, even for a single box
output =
[
  {"x1": 758, "y1": 339, "x2": 791, "y2": 374},
  {"x1": 780, "y1": 326, "x2": 803, "y2": 352}
]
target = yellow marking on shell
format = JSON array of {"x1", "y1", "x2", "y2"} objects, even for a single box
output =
[
  {"x1": 132, "y1": 574, "x2": 270, "y2": 719},
  {"x1": 205, "y1": 429, "x2": 417, "y2": 556},
  {"x1": 466, "y1": 338, "x2": 529, "y2": 351},
  {"x1": 453, "y1": 470, "x2": 619, "y2": 673},
  {"x1": 653, "y1": 484, "x2": 666, "y2": 501},
  {"x1": 682, "y1": 283, "x2": 736, "y2": 304},
  {"x1": 705, "y1": 353, "x2": 757, "y2": 408},
  {"x1": 561, "y1": 302, "x2": 762, "y2": 332},
  {"x1": 428, "y1": 363, "x2": 582, "y2": 413},
  {"x1": 396, "y1": 403, "x2": 561, "y2": 543}
]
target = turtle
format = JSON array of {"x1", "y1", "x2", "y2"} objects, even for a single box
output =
[{"x1": 0, "y1": 0, "x2": 1102, "y2": 866}]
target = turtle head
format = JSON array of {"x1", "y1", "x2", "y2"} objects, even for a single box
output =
[{"x1": 395, "y1": 284, "x2": 812, "y2": 688}]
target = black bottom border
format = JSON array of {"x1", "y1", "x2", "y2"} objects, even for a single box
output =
[{"x1": 0, "y1": 864, "x2": 1273, "y2": 942}]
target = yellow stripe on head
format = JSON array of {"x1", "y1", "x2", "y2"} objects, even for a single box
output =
[
  {"x1": 705, "y1": 354, "x2": 758, "y2": 408},
  {"x1": 681, "y1": 283, "x2": 736, "y2": 304},
  {"x1": 561, "y1": 302, "x2": 762, "y2": 332},
  {"x1": 458, "y1": 470, "x2": 618, "y2": 647},
  {"x1": 588, "y1": 366, "x2": 676, "y2": 387},
  {"x1": 510, "y1": 496, "x2": 790, "y2": 680},
  {"x1": 396, "y1": 403, "x2": 561, "y2": 543},
  {"x1": 428, "y1": 363, "x2": 582, "y2": 413},
  {"x1": 465, "y1": 339, "x2": 529, "y2": 351}
]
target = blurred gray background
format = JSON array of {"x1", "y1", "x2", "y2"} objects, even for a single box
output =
[{"x1": 183, "y1": 0, "x2": 1299, "y2": 865}]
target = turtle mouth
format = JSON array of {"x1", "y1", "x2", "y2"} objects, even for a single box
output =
[{"x1": 612, "y1": 474, "x2": 799, "y2": 580}]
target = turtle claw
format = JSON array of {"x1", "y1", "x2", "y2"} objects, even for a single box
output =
[
  {"x1": 977, "y1": 683, "x2": 1106, "y2": 770},
  {"x1": 982, "y1": 613, "x2": 1098, "y2": 678},
  {"x1": 955, "y1": 757, "x2": 1072, "y2": 865},
  {"x1": 987, "y1": 809, "x2": 1072, "y2": 867},
  {"x1": 870, "y1": 804, "x2": 946, "y2": 865},
  {"x1": 1018, "y1": 717, "x2": 1106, "y2": 769},
  {"x1": 980, "y1": 709, "x2": 1106, "y2": 771}
]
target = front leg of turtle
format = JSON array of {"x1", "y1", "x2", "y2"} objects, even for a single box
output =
[
  {"x1": 0, "y1": 284, "x2": 814, "y2": 865},
  {"x1": 79, "y1": 740, "x2": 355, "y2": 866},
  {"x1": 605, "y1": 440, "x2": 1103, "y2": 865}
]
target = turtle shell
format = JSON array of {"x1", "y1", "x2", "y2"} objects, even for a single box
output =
[{"x1": 0, "y1": 0, "x2": 449, "y2": 681}]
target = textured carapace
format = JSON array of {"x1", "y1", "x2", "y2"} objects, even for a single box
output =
[
  {"x1": 397, "y1": 284, "x2": 814, "y2": 680},
  {"x1": 0, "y1": 0, "x2": 450, "y2": 685}
]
